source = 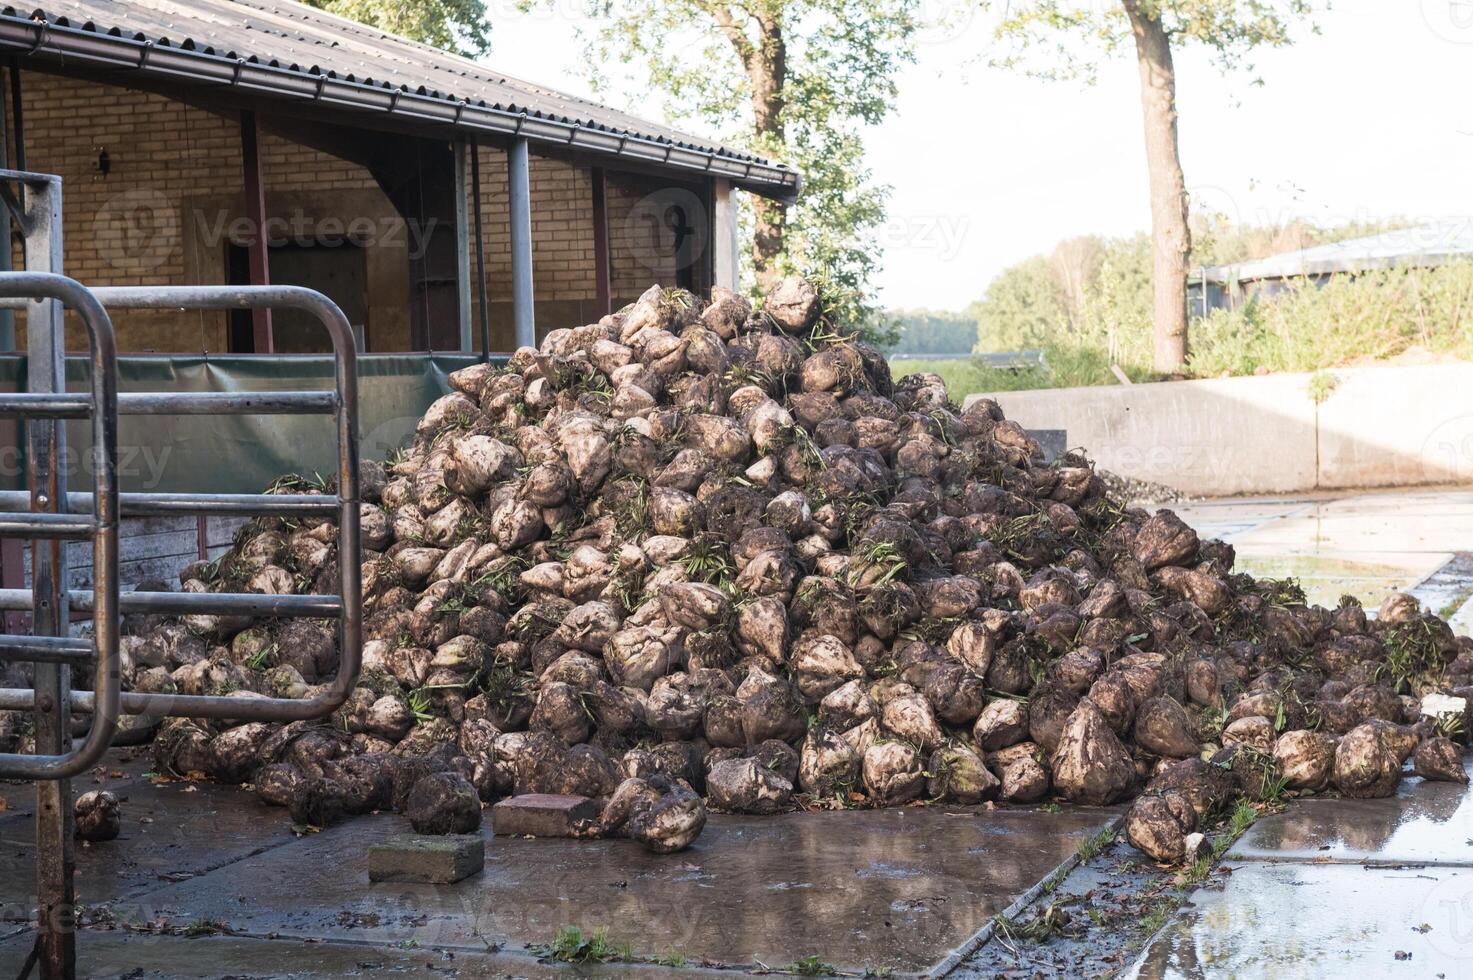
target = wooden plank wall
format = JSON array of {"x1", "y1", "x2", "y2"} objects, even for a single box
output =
[{"x1": 18, "y1": 516, "x2": 248, "y2": 591}]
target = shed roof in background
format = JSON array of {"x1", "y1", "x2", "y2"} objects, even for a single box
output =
[
  {"x1": 0, "y1": 0, "x2": 799, "y2": 197},
  {"x1": 1199, "y1": 218, "x2": 1473, "y2": 285}
]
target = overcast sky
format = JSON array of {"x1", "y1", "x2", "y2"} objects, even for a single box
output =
[{"x1": 487, "y1": 0, "x2": 1473, "y2": 312}]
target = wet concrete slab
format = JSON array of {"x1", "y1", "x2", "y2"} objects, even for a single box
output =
[
  {"x1": 1227, "y1": 761, "x2": 1473, "y2": 867},
  {"x1": 0, "y1": 757, "x2": 300, "y2": 917},
  {"x1": 71, "y1": 803, "x2": 1116, "y2": 973},
  {"x1": 0, "y1": 928, "x2": 733, "y2": 979},
  {"x1": 1124, "y1": 862, "x2": 1473, "y2": 979},
  {"x1": 1232, "y1": 549, "x2": 1444, "y2": 609},
  {"x1": 1128, "y1": 759, "x2": 1473, "y2": 977},
  {"x1": 1171, "y1": 488, "x2": 1473, "y2": 611}
]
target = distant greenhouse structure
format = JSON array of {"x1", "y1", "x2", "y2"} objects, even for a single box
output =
[{"x1": 1188, "y1": 218, "x2": 1473, "y2": 319}]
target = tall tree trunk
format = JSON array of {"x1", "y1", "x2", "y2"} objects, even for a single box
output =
[
  {"x1": 749, "y1": 18, "x2": 787, "y2": 286},
  {"x1": 715, "y1": 6, "x2": 788, "y2": 286},
  {"x1": 1123, "y1": 0, "x2": 1190, "y2": 373}
]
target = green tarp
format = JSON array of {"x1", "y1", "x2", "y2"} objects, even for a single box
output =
[{"x1": 0, "y1": 353, "x2": 495, "y2": 493}]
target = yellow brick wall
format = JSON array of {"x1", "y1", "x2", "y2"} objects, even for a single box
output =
[{"x1": 8, "y1": 68, "x2": 709, "y2": 353}]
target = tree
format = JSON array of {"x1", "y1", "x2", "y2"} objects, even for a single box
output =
[
  {"x1": 984, "y1": 1, "x2": 1318, "y2": 372},
  {"x1": 974, "y1": 256, "x2": 1068, "y2": 352},
  {"x1": 555, "y1": 1, "x2": 919, "y2": 325},
  {"x1": 887, "y1": 309, "x2": 979, "y2": 356},
  {"x1": 301, "y1": 0, "x2": 491, "y2": 56}
]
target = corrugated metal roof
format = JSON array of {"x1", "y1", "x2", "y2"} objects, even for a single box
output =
[
  {"x1": 0, "y1": 0, "x2": 798, "y2": 196},
  {"x1": 1200, "y1": 218, "x2": 1473, "y2": 284}
]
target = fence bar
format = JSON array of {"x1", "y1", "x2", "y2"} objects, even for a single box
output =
[
  {"x1": 0, "y1": 490, "x2": 339, "y2": 517},
  {"x1": 0, "y1": 633, "x2": 92, "y2": 664},
  {"x1": 119, "y1": 391, "x2": 336, "y2": 415},
  {"x1": 0, "y1": 588, "x2": 342, "y2": 618},
  {"x1": 0, "y1": 391, "x2": 334, "y2": 417},
  {"x1": 0, "y1": 272, "x2": 120, "y2": 782},
  {"x1": 0, "y1": 392, "x2": 88, "y2": 417},
  {"x1": 0, "y1": 511, "x2": 94, "y2": 538}
]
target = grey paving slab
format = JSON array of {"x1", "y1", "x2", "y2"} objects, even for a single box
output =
[
  {"x1": 1124, "y1": 862, "x2": 1473, "y2": 979},
  {"x1": 0, "y1": 928, "x2": 731, "y2": 979},
  {"x1": 1227, "y1": 765, "x2": 1473, "y2": 866},
  {"x1": 106, "y1": 804, "x2": 1118, "y2": 973}
]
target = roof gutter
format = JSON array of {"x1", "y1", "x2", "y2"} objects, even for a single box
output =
[{"x1": 0, "y1": 13, "x2": 801, "y2": 202}]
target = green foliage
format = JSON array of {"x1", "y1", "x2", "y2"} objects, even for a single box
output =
[
  {"x1": 679, "y1": 535, "x2": 736, "y2": 588},
  {"x1": 1076, "y1": 827, "x2": 1116, "y2": 863},
  {"x1": 886, "y1": 308, "x2": 978, "y2": 355},
  {"x1": 548, "y1": 0, "x2": 920, "y2": 330},
  {"x1": 243, "y1": 643, "x2": 276, "y2": 672},
  {"x1": 792, "y1": 954, "x2": 838, "y2": 976},
  {"x1": 180, "y1": 918, "x2": 228, "y2": 937},
  {"x1": 967, "y1": 233, "x2": 1158, "y2": 391},
  {"x1": 1306, "y1": 370, "x2": 1338, "y2": 405},
  {"x1": 1377, "y1": 618, "x2": 1446, "y2": 695},
  {"x1": 537, "y1": 926, "x2": 631, "y2": 964},
  {"x1": 299, "y1": 0, "x2": 490, "y2": 56},
  {"x1": 1224, "y1": 799, "x2": 1259, "y2": 842},
  {"x1": 653, "y1": 949, "x2": 688, "y2": 968},
  {"x1": 984, "y1": 1, "x2": 1320, "y2": 83},
  {"x1": 974, "y1": 255, "x2": 1069, "y2": 352},
  {"x1": 1189, "y1": 261, "x2": 1473, "y2": 377},
  {"x1": 405, "y1": 688, "x2": 435, "y2": 723},
  {"x1": 918, "y1": 218, "x2": 1471, "y2": 401}
]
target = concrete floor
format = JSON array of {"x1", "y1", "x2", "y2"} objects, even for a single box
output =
[
  {"x1": 0, "y1": 752, "x2": 1119, "y2": 977},
  {"x1": 7, "y1": 487, "x2": 1473, "y2": 978},
  {"x1": 1170, "y1": 487, "x2": 1473, "y2": 628},
  {"x1": 1125, "y1": 760, "x2": 1473, "y2": 979}
]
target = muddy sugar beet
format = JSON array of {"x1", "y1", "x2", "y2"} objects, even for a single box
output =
[{"x1": 45, "y1": 276, "x2": 1472, "y2": 860}]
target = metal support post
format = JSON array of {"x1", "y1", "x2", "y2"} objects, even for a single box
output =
[
  {"x1": 240, "y1": 110, "x2": 273, "y2": 353},
  {"x1": 591, "y1": 167, "x2": 612, "y2": 318},
  {"x1": 23, "y1": 169, "x2": 74, "y2": 980},
  {"x1": 508, "y1": 138, "x2": 535, "y2": 349},
  {"x1": 470, "y1": 135, "x2": 489, "y2": 362},
  {"x1": 453, "y1": 136, "x2": 472, "y2": 353}
]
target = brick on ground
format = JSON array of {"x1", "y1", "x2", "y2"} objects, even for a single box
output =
[
  {"x1": 491, "y1": 794, "x2": 597, "y2": 838},
  {"x1": 368, "y1": 833, "x2": 484, "y2": 884}
]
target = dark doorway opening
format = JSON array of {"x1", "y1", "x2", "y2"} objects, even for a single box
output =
[{"x1": 227, "y1": 241, "x2": 368, "y2": 353}]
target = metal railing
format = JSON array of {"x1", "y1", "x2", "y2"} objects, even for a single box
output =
[
  {"x1": 0, "y1": 285, "x2": 363, "y2": 729},
  {"x1": 0, "y1": 170, "x2": 365, "y2": 980},
  {"x1": 0, "y1": 272, "x2": 118, "y2": 780}
]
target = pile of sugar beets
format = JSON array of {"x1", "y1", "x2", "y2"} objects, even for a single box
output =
[{"x1": 103, "y1": 277, "x2": 1473, "y2": 859}]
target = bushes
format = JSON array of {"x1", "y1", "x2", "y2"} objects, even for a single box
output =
[
  {"x1": 912, "y1": 257, "x2": 1473, "y2": 401},
  {"x1": 1188, "y1": 261, "x2": 1473, "y2": 378},
  {"x1": 922, "y1": 218, "x2": 1473, "y2": 399}
]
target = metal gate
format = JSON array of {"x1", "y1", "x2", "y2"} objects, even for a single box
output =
[{"x1": 0, "y1": 171, "x2": 363, "y2": 979}]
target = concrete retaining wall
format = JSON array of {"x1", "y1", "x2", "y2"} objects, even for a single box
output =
[{"x1": 964, "y1": 361, "x2": 1473, "y2": 497}]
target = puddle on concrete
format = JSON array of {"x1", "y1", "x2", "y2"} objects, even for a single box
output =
[
  {"x1": 1125, "y1": 862, "x2": 1473, "y2": 979},
  {"x1": 1230, "y1": 551, "x2": 1437, "y2": 611},
  {"x1": 27, "y1": 779, "x2": 1116, "y2": 974},
  {"x1": 1229, "y1": 764, "x2": 1473, "y2": 866},
  {"x1": 1170, "y1": 490, "x2": 1473, "y2": 614}
]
